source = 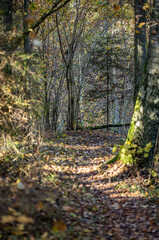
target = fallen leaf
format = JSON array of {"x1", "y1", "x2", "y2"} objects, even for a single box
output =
[
  {"x1": 1, "y1": 215, "x2": 15, "y2": 224},
  {"x1": 41, "y1": 232, "x2": 48, "y2": 239},
  {"x1": 17, "y1": 215, "x2": 34, "y2": 224},
  {"x1": 52, "y1": 220, "x2": 67, "y2": 232},
  {"x1": 84, "y1": 229, "x2": 91, "y2": 233},
  {"x1": 113, "y1": 4, "x2": 120, "y2": 11},
  {"x1": 62, "y1": 205, "x2": 73, "y2": 212}
]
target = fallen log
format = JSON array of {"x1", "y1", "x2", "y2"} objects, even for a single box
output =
[{"x1": 87, "y1": 123, "x2": 130, "y2": 130}]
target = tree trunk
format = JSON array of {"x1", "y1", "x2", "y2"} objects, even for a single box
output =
[
  {"x1": 23, "y1": 0, "x2": 30, "y2": 54},
  {"x1": 44, "y1": 78, "x2": 50, "y2": 130},
  {"x1": 66, "y1": 66, "x2": 76, "y2": 130},
  {"x1": 120, "y1": 0, "x2": 159, "y2": 169},
  {"x1": 106, "y1": 46, "x2": 109, "y2": 131},
  {"x1": 52, "y1": 105, "x2": 58, "y2": 131},
  {"x1": 0, "y1": 0, "x2": 12, "y2": 52},
  {"x1": 134, "y1": 0, "x2": 147, "y2": 103}
]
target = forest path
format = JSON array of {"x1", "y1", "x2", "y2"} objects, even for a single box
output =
[{"x1": 0, "y1": 130, "x2": 159, "y2": 239}]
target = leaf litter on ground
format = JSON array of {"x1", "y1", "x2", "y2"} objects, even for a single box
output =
[{"x1": 0, "y1": 129, "x2": 159, "y2": 239}]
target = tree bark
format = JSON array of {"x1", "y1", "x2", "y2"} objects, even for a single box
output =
[
  {"x1": 0, "y1": 0, "x2": 12, "y2": 51},
  {"x1": 23, "y1": 0, "x2": 30, "y2": 54},
  {"x1": 66, "y1": 66, "x2": 76, "y2": 130},
  {"x1": 55, "y1": 2, "x2": 85, "y2": 131},
  {"x1": 134, "y1": 0, "x2": 147, "y2": 103},
  {"x1": 44, "y1": 77, "x2": 50, "y2": 130},
  {"x1": 120, "y1": 0, "x2": 159, "y2": 169}
]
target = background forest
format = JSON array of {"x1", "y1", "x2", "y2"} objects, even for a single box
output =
[
  {"x1": 0, "y1": 0, "x2": 159, "y2": 239},
  {"x1": 0, "y1": 0, "x2": 134, "y2": 134}
]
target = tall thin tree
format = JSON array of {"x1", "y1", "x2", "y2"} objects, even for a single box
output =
[{"x1": 134, "y1": 0, "x2": 147, "y2": 103}]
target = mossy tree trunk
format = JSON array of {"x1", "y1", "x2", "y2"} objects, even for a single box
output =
[{"x1": 120, "y1": 0, "x2": 159, "y2": 169}]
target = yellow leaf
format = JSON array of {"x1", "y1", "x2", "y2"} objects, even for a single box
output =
[
  {"x1": 143, "y1": 3, "x2": 150, "y2": 10},
  {"x1": 131, "y1": 144, "x2": 138, "y2": 148},
  {"x1": 17, "y1": 223, "x2": 25, "y2": 231},
  {"x1": 136, "y1": 30, "x2": 140, "y2": 34},
  {"x1": 134, "y1": 190, "x2": 140, "y2": 195},
  {"x1": 17, "y1": 215, "x2": 34, "y2": 224},
  {"x1": 16, "y1": 179, "x2": 21, "y2": 184},
  {"x1": 124, "y1": 144, "x2": 131, "y2": 149},
  {"x1": 144, "y1": 153, "x2": 149, "y2": 158},
  {"x1": 146, "y1": 142, "x2": 153, "y2": 148},
  {"x1": 84, "y1": 229, "x2": 91, "y2": 233},
  {"x1": 1, "y1": 215, "x2": 15, "y2": 224},
  {"x1": 138, "y1": 22, "x2": 146, "y2": 28},
  {"x1": 62, "y1": 134, "x2": 66, "y2": 138},
  {"x1": 113, "y1": 146, "x2": 117, "y2": 153}
]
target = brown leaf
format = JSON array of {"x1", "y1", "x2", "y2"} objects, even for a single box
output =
[
  {"x1": 52, "y1": 220, "x2": 67, "y2": 232},
  {"x1": 35, "y1": 201, "x2": 44, "y2": 211},
  {"x1": 113, "y1": 4, "x2": 120, "y2": 11}
]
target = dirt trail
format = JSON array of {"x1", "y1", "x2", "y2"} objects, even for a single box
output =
[{"x1": 0, "y1": 130, "x2": 159, "y2": 239}]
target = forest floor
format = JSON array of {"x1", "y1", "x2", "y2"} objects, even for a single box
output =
[{"x1": 0, "y1": 130, "x2": 159, "y2": 240}]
